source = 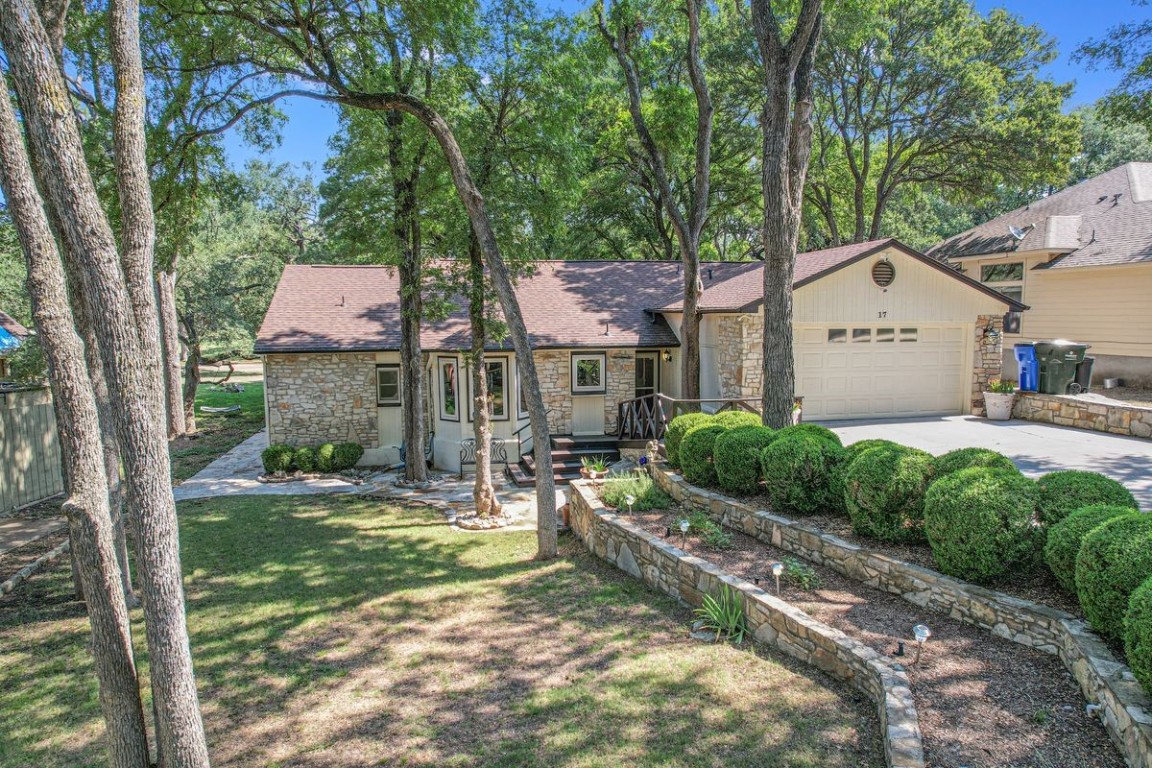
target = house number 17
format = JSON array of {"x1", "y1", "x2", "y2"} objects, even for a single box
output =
[{"x1": 877, "y1": 311, "x2": 888, "y2": 318}]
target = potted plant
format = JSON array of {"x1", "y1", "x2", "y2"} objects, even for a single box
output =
[
  {"x1": 580, "y1": 454, "x2": 610, "y2": 480},
  {"x1": 983, "y1": 379, "x2": 1017, "y2": 421}
]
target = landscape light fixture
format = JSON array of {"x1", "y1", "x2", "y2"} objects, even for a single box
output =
[
  {"x1": 625, "y1": 494, "x2": 636, "y2": 514},
  {"x1": 912, "y1": 624, "x2": 931, "y2": 663},
  {"x1": 770, "y1": 561, "x2": 784, "y2": 595},
  {"x1": 679, "y1": 518, "x2": 690, "y2": 547}
]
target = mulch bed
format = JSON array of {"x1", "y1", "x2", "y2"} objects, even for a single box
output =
[{"x1": 628, "y1": 509, "x2": 1124, "y2": 768}]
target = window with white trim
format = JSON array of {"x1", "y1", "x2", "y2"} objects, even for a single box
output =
[
  {"x1": 437, "y1": 356, "x2": 459, "y2": 422},
  {"x1": 468, "y1": 357, "x2": 509, "y2": 421},
  {"x1": 376, "y1": 365, "x2": 401, "y2": 406},
  {"x1": 981, "y1": 262, "x2": 1024, "y2": 304},
  {"x1": 571, "y1": 353, "x2": 606, "y2": 394}
]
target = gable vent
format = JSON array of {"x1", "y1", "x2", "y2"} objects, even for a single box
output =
[{"x1": 871, "y1": 259, "x2": 895, "y2": 288}]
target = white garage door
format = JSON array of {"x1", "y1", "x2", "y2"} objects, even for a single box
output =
[{"x1": 795, "y1": 324, "x2": 968, "y2": 420}]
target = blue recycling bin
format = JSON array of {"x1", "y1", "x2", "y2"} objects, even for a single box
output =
[{"x1": 1014, "y1": 343, "x2": 1038, "y2": 392}]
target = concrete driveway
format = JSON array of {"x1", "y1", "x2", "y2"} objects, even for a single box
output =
[{"x1": 824, "y1": 415, "x2": 1152, "y2": 509}]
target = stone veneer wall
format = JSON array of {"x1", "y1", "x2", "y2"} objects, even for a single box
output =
[
  {"x1": 1014, "y1": 393, "x2": 1152, "y2": 439},
  {"x1": 605, "y1": 349, "x2": 635, "y2": 432},
  {"x1": 971, "y1": 314, "x2": 1005, "y2": 416},
  {"x1": 652, "y1": 466, "x2": 1152, "y2": 768},
  {"x1": 568, "y1": 481, "x2": 925, "y2": 768},
  {"x1": 716, "y1": 314, "x2": 763, "y2": 401},
  {"x1": 533, "y1": 350, "x2": 572, "y2": 434},
  {"x1": 265, "y1": 353, "x2": 379, "y2": 448}
]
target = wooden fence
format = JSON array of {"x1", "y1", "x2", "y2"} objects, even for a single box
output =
[{"x1": 0, "y1": 387, "x2": 64, "y2": 511}]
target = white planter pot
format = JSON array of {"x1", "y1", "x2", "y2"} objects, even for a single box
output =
[{"x1": 983, "y1": 392, "x2": 1016, "y2": 421}]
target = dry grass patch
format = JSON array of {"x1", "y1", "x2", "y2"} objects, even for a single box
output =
[{"x1": 0, "y1": 496, "x2": 882, "y2": 768}]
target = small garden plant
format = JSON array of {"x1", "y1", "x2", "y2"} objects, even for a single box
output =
[
  {"x1": 599, "y1": 473, "x2": 670, "y2": 512},
  {"x1": 1075, "y1": 514, "x2": 1152, "y2": 640},
  {"x1": 688, "y1": 510, "x2": 733, "y2": 549},
  {"x1": 759, "y1": 434, "x2": 846, "y2": 516},
  {"x1": 679, "y1": 424, "x2": 729, "y2": 486},
  {"x1": 1036, "y1": 470, "x2": 1138, "y2": 525},
  {"x1": 694, "y1": 586, "x2": 746, "y2": 643},
  {"x1": 664, "y1": 412, "x2": 715, "y2": 467},
  {"x1": 843, "y1": 444, "x2": 935, "y2": 543},
  {"x1": 260, "y1": 441, "x2": 365, "y2": 475},
  {"x1": 985, "y1": 379, "x2": 1016, "y2": 394},
  {"x1": 1043, "y1": 505, "x2": 1135, "y2": 593},
  {"x1": 713, "y1": 425, "x2": 777, "y2": 495},
  {"x1": 783, "y1": 557, "x2": 820, "y2": 590},
  {"x1": 933, "y1": 447, "x2": 1017, "y2": 478}
]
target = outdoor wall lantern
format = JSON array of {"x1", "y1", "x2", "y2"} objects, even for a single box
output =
[
  {"x1": 769, "y1": 561, "x2": 784, "y2": 595},
  {"x1": 912, "y1": 624, "x2": 932, "y2": 663},
  {"x1": 661, "y1": 350, "x2": 673, "y2": 363},
  {"x1": 982, "y1": 324, "x2": 1001, "y2": 341}
]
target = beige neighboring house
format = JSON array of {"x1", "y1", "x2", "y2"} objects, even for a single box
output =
[
  {"x1": 930, "y1": 162, "x2": 1152, "y2": 385},
  {"x1": 255, "y1": 239, "x2": 1020, "y2": 473}
]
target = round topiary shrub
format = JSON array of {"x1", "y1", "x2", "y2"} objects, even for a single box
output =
[
  {"x1": 292, "y1": 446, "x2": 317, "y2": 473},
  {"x1": 774, "y1": 423, "x2": 843, "y2": 447},
  {"x1": 664, "y1": 412, "x2": 715, "y2": 468},
  {"x1": 760, "y1": 435, "x2": 847, "y2": 517},
  {"x1": 714, "y1": 425, "x2": 777, "y2": 495},
  {"x1": 680, "y1": 425, "x2": 729, "y2": 487},
  {"x1": 843, "y1": 445, "x2": 936, "y2": 543},
  {"x1": 333, "y1": 442, "x2": 364, "y2": 471},
  {"x1": 712, "y1": 410, "x2": 763, "y2": 430},
  {"x1": 1075, "y1": 514, "x2": 1152, "y2": 640},
  {"x1": 923, "y1": 468, "x2": 1042, "y2": 585},
  {"x1": 934, "y1": 447, "x2": 1018, "y2": 478},
  {"x1": 1124, "y1": 577, "x2": 1152, "y2": 695},
  {"x1": 1043, "y1": 505, "x2": 1135, "y2": 593},
  {"x1": 844, "y1": 439, "x2": 901, "y2": 463},
  {"x1": 261, "y1": 444, "x2": 294, "y2": 474},
  {"x1": 315, "y1": 443, "x2": 337, "y2": 473},
  {"x1": 1037, "y1": 470, "x2": 1137, "y2": 525}
]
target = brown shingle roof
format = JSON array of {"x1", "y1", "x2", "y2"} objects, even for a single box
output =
[
  {"x1": 929, "y1": 163, "x2": 1152, "y2": 269},
  {"x1": 0, "y1": 310, "x2": 29, "y2": 340},
  {"x1": 255, "y1": 261, "x2": 683, "y2": 354}
]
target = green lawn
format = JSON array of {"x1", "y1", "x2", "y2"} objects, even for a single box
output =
[
  {"x1": 0, "y1": 496, "x2": 882, "y2": 768},
  {"x1": 170, "y1": 382, "x2": 266, "y2": 483}
]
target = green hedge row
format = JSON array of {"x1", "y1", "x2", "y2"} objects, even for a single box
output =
[{"x1": 261, "y1": 442, "x2": 364, "y2": 474}]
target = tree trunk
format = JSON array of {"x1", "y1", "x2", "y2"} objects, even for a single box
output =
[
  {"x1": 180, "y1": 315, "x2": 201, "y2": 434},
  {"x1": 748, "y1": 0, "x2": 823, "y2": 429},
  {"x1": 0, "y1": 0, "x2": 211, "y2": 763},
  {"x1": 468, "y1": 236, "x2": 501, "y2": 518},
  {"x1": 0, "y1": 66, "x2": 150, "y2": 768},
  {"x1": 157, "y1": 270, "x2": 186, "y2": 438}
]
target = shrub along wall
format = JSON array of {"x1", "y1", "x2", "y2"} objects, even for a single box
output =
[
  {"x1": 567, "y1": 481, "x2": 925, "y2": 768},
  {"x1": 651, "y1": 465, "x2": 1152, "y2": 768}
]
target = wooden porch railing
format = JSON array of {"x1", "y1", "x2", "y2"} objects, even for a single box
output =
[{"x1": 616, "y1": 394, "x2": 765, "y2": 440}]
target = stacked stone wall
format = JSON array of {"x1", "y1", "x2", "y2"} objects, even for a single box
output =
[
  {"x1": 568, "y1": 480, "x2": 925, "y2": 768},
  {"x1": 265, "y1": 353, "x2": 379, "y2": 447},
  {"x1": 716, "y1": 314, "x2": 763, "y2": 401},
  {"x1": 652, "y1": 466, "x2": 1152, "y2": 768},
  {"x1": 533, "y1": 350, "x2": 572, "y2": 434},
  {"x1": 1014, "y1": 393, "x2": 1152, "y2": 439},
  {"x1": 605, "y1": 350, "x2": 635, "y2": 432},
  {"x1": 972, "y1": 314, "x2": 1005, "y2": 415}
]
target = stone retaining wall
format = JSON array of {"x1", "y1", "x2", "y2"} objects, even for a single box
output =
[
  {"x1": 652, "y1": 466, "x2": 1152, "y2": 768},
  {"x1": 568, "y1": 481, "x2": 925, "y2": 768},
  {"x1": 1014, "y1": 392, "x2": 1152, "y2": 440}
]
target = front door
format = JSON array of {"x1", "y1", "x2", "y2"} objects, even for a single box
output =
[{"x1": 635, "y1": 352, "x2": 658, "y2": 398}]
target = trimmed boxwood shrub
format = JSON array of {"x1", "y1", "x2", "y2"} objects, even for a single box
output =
[
  {"x1": 1075, "y1": 514, "x2": 1152, "y2": 640},
  {"x1": 680, "y1": 425, "x2": 729, "y2": 487},
  {"x1": 1124, "y1": 577, "x2": 1152, "y2": 694},
  {"x1": 760, "y1": 435, "x2": 847, "y2": 517},
  {"x1": 261, "y1": 444, "x2": 294, "y2": 474},
  {"x1": 292, "y1": 446, "x2": 317, "y2": 473},
  {"x1": 774, "y1": 423, "x2": 842, "y2": 447},
  {"x1": 712, "y1": 410, "x2": 763, "y2": 430},
  {"x1": 1037, "y1": 470, "x2": 1137, "y2": 525},
  {"x1": 315, "y1": 443, "x2": 337, "y2": 473},
  {"x1": 844, "y1": 439, "x2": 901, "y2": 463},
  {"x1": 843, "y1": 445, "x2": 936, "y2": 543},
  {"x1": 1043, "y1": 505, "x2": 1135, "y2": 593},
  {"x1": 714, "y1": 425, "x2": 777, "y2": 495},
  {"x1": 333, "y1": 442, "x2": 365, "y2": 471},
  {"x1": 923, "y1": 468, "x2": 1042, "y2": 585},
  {"x1": 665, "y1": 412, "x2": 714, "y2": 468},
  {"x1": 934, "y1": 447, "x2": 1017, "y2": 478}
]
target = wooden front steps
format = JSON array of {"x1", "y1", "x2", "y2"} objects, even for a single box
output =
[{"x1": 506, "y1": 435, "x2": 622, "y2": 487}]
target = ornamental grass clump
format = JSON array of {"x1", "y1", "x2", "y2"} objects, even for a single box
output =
[
  {"x1": 923, "y1": 467, "x2": 1042, "y2": 585},
  {"x1": 843, "y1": 445, "x2": 936, "y2": 543},
  {"x1": 1036, "y1": 470, "x2": 1138, "y2": 525},
  {"x1": 694, "y1": 585, "x2": 746, "y2": 643},
  {"x1": 1124, "y1": 577, "x2": 1152, "y2": 694},
  {"x1": 760, "y1": 435, "x2": 846, "y2": 517},
  {"x1": 600, "y1": 473, "x2": 670, "y2": 512},
  {"x1": 1075, "y1": 514, "x2": 1152, "y2": 640},
  {"x1": 933, "y1": 447, "x2": 1018, "y2": 478},
  {"x1": 261, "y1": 444, "x2": 294, "y2": 474},
  {"x1": 680, "y1": 425, "x2": 729, "y2": 487},
  {"x1": 1043, "y1": 505, "x2": 1135, "y2": 593},
  {"x1": 664, "y1": 412, "x2": 715, "y2": 468},
  {"x1": 713, "y1": 425, "x2": 777, "y2": 495}
]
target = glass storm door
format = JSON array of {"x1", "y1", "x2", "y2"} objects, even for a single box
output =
[{"x1": 635, "y1": 353, "x2": 658, "y2": 398}]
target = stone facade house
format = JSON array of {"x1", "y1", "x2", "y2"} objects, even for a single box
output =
[
  {"x1": 930, "y1": 162, "x2": 1152, "y2": 385},
  {"x1": 255, "y1": 239, "x2": 1022, "y2": 471}
]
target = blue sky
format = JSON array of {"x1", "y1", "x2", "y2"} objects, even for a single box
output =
[{"x1": 223, "y1": 0, "x2": 1152, "y2": 173}]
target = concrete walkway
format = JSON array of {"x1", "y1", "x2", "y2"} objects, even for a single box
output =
[
  {"x1": 826, "y1": 415, "x2": 1152, "y2": 509},
  {"x1": 0, "y1": 516, "x2": 66, "y2": 555}
]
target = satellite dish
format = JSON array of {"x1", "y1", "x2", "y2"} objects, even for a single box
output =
[{"x1": 1008, "y1": 224, "x2": 1028, "y2": 241}]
